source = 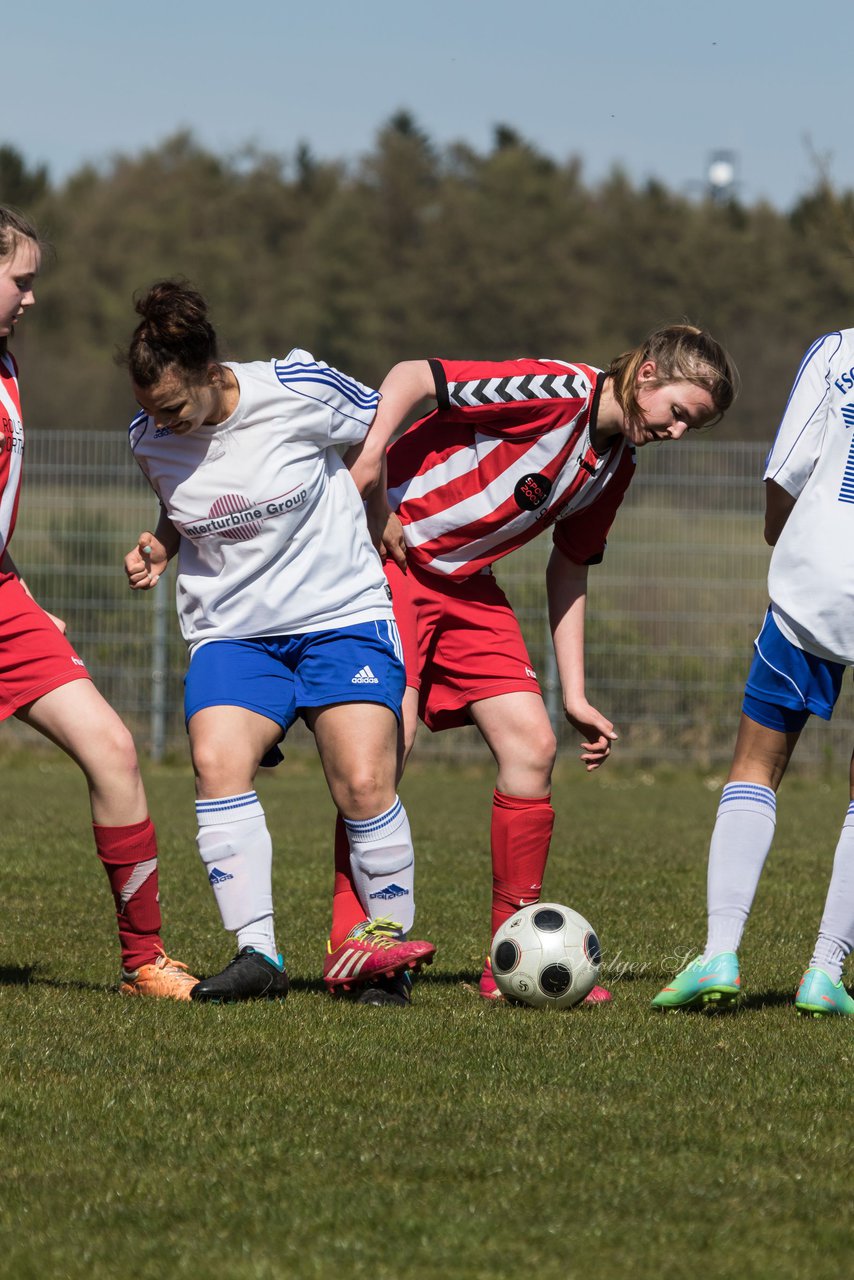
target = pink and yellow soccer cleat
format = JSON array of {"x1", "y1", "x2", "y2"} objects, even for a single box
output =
[
  {"x1": 478, "y1": 954, "x2": 504, "y2": 1001},
  {"x1": 120, "y1": 950, "x2": 199, "y2": 1001},
  {"x1": 323, "y1": 917, "x2": 436, "y2": 993}
]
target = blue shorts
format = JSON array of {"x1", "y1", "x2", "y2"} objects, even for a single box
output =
[
  {"x1": 184, "y1": 621, "x2": 405, "y2": 762},
  {"x1": 742, "y1": 608, "x2": 846, "y2": 732}
]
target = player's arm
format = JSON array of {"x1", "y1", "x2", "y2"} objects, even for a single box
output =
[
  {"x1": 358, "y1": 451, "x2": 409, "y2": 570},
  {"x1": 124, "y1": 504, "x2": 180, "y2": 590},
  {"x1": 764, "y1": 480, "x2": 797, "y2": 546},
  {"x1": 346, "y1": 360, "x2": 437, "y2": 498},
  {"x1": 345, "y1": 360, "x2": 437, "y2": 569},
  {"x1": 546, "y1": 547, "x2": 618, "y2": 771}
]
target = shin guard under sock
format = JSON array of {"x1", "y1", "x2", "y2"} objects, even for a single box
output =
[
  {"x1": 196, "y1": 792, "x2": 277, "y2": 961},
  {"x1": 345, "y1": 798, "x2": 416, "y2": 934},
  {"x1": 490, "y1": 790, "x2": 554, "y2": 939},
  {"x1": 93, "y1": 817, "x2": 163, "y2": 971}
]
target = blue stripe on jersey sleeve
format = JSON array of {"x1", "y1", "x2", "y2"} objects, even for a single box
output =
[
  {"x1": 280, "y1": 368, "x2": 379, "y2": 411},
  {"x1": 274, "y1": 354, "x2": 380, "y2": 425},
  {"x1": 780, "y1": 332, "x2": 838, "y2": 417},
  {"x1": 765, "y1": 332, "x2": 840, "y2": 476},
  {"x1": 279, "y1": 356, "x2": 378, "y2": 405},
  {"x1": 128, "y1": 408, "x2": 150, "y2": 450}
]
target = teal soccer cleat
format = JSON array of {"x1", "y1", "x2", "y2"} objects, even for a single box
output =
[
  {"x1": 795, "y1": 967, "x2": 854, "y2": 1018},
  {"x1": 651, "y1": 951, "x2": 741, "y2": 1011}
]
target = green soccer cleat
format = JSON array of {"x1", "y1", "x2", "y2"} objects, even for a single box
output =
[
  {"x1": 651, "y1": 951, "x2": 741, "y2": 1011},
  {"x1": 795, "y1": 967, "x2": 854, "y2": 1018}
]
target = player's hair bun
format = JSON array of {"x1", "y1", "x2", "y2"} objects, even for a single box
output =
[
  {"x1": 135, "y1": 280, "x2": 208, "y2": 334},
  {"x1": 127, "y1": 279, "x2": 219, "y2": 386}
]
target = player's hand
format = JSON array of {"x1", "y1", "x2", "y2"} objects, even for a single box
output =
[
  {"x1": 564, "y1": 699, "x2": 618, "y2": 772},
  {"x1": 124, "y1": 531, "x2": 168, "y2": 590},
  {"x1": 379, "y1": 511, "x2": 407, "y2": 571}
]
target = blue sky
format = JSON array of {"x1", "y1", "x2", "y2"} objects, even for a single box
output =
[{"x1": 7, "y1": 0, "x2": 852, "y2": 209}]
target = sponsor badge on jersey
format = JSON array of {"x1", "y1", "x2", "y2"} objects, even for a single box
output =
[{"x1": 514, "y1": 472, "x2": 552, "y2": 511}]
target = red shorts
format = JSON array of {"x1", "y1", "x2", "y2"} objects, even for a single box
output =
[
  {"x1": 0, "y1": 572, "x2": 90, "y2": 721},
  {"x1": 385, "y1": 559, "x2": 541, "y2": 732}
]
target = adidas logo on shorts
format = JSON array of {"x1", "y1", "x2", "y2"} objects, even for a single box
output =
[{"x1": 351, "y1": 665, "x2": 379, "y2": 684}]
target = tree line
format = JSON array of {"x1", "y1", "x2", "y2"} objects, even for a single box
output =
[{"x1": 3, "y1": 114, "x2": 854, "y2": 438}]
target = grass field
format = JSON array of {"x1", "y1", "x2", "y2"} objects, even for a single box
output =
[{"x1": 1, "y1": 749, "x2": 852, "y2": 1279}]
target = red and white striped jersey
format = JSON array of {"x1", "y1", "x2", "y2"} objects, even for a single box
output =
[
  {"x1": 386, "y1": 357, "x2": 636, "y2": 579},
  {"x1": 0, "y1": 352, "x2": 24, "y2": 558}
]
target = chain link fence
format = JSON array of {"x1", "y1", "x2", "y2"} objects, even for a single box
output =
[{"x1": 8, "y1": 432, "x2": 853, "y2": 768}]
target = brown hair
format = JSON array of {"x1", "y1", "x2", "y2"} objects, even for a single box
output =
[
  {"x1": 125, "y1": 279, "x2": 219, "y2": 388},
  {"x1": 0, "y1": 205, "x2": 42, "y2": 358},
  {"x1": 607, "y1": 324, "x2": 737, "y2": 432}
]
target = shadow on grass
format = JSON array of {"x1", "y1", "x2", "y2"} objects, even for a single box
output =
[
  {"x1": 647, "y1": 990, "x2": 796, "y2": 1015},
  {"x1": 284, "y1": 969, "x2": 477, "y2": 994},
  {"x1": 0, "y1": 964, "x2": 35, "y2": 986},
  {"x1": 741, "y1": 989, "x2": 796, "y2": 1011},
  {"x1": 0, "y1": 964, "x2": 105, "y2": 994}
]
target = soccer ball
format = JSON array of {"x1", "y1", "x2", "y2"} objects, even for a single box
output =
[{"x1": 490, "y1": 902, "x2": 601, "y2": 1009}]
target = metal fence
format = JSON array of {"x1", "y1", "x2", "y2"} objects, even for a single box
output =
[{"x1": 8, "y1": 432, "x2": 854, "y2": 768}]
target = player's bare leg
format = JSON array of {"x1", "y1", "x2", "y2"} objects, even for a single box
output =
[
  {"x1": 470, "y1": 690, "x2": 555, "y2": 800},
  {"x1": 398, "y1": 684, "x2": 420, "y2": 774},
  {"x1": 726, "y1": 713, "x2": 800, "y2": 790},
  {"x1": 17, "y1": 678, "x2": 147, "y2": 825},
  {"x1": 309, "y1": 701, "x2": 399, "y2": 820},
  {"x1": 17, "y1": 680, "x2": 197, "y2": 998}
]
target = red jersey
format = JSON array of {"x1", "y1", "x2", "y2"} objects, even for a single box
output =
[
  {"x1": 386, "y1": 357, "x2": 636, "y2": 579},
  {"x1": 0, "y1": 351, "x2": 24, "y2": 558}
]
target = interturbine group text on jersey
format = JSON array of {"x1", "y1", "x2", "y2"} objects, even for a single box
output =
[{"x1": 182, "y1": 489, "x2": 308, "y2": 540}]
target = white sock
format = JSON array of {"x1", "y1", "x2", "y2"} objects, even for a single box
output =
[
  {"x1": 195, "y1": 791, "x2": 278, "y2": 962},
  {"x1": 704, "y1": 782, "x2": 776, "y2": 959},
  {"x1": 809, "y1": 802, "x2": 854, "y2": 983},
  {"x1": 345, "y1": 797, "x2": 415, "y2": 933}
]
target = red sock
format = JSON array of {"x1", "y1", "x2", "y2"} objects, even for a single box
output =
[
  {"x1": 490, "y1": 790, "x2": 555, "y2": 939},
  {"x1": 329, "y1": 814, "x2": 367, "y2": 948},
  {"x1": 93, "y1": 818, "x2": 163, "y2": 971}
]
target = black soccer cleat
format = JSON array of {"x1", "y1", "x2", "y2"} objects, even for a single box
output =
[
  {"x1": 190, "y1": 947, "x2": 289, "y2": 1003},
  {"x1": 355, "y1": 969, "x2": 413, "y2": 1007}
]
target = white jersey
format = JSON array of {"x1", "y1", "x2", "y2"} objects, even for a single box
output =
[
  {"x1": 764, "y1": 329, "x2": 854, "y2": 665},
  {"x1": 129, "y1": 351, "x2": 394, "y2": 651}
]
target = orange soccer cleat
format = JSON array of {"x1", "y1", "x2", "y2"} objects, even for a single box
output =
[{"x1": 120, "y1": 949, "x2": 199, "y2": 1001}]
